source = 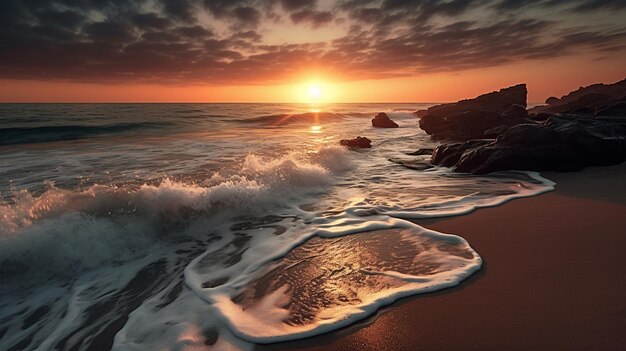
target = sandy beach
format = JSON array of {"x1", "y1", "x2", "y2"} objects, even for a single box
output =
[{"x1": 259, "y1": 163, "x2": 626, "y2": 351}]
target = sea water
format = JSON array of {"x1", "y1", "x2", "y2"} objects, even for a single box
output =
[{"x1": 0, "y1": 103, "x2": 554, "y2": 350}]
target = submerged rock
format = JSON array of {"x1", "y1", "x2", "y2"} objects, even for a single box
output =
[
  {"x1": 418, "y1": 84, "x2": 529, "y2": 140},
  {"x1": 406, "y1": 148, "x2": 434, "y2": 156},
  {"x1": 372, "y1": 112, "x2": 399, "y2": 128},
  {"x1": 340, "y1": 136, "x2": 372, "y2": 148},
  {"x1": 430, "y1": 116, "x2": 626, "y2": 174},
  {"x1": 389, "y1": 158, "x2": 434, "y2": 171}
]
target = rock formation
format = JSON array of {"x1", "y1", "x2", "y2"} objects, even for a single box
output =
[
  {"x1": 530, "y1": 78, "x2": 626, "y2": 116},
  {"x1": 340, "y1": 136, "x2": 372, "y2": 148},
  {"x1": 421, "y1": 79, "x2": 626, "y2": 174},
  {"x1": 418, "y1": 84, "x2": 529, "y2": 140},
  {"x1": 430, "y1": 116, "x2": 626, "y2": 174},
  {"x1": 372, "y1": 113, "x2": 399, "y2": 128}
]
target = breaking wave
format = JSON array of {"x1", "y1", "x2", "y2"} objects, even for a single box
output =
[{"x1": 0, "y1": 103, "x2": 557, "y2": 351}]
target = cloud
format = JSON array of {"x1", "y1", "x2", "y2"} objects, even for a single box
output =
[
  {"x1": 290, "y1": 10, "x2": 334, "y2": 27},
  {"x1": 493, "y1": 0, "x2": 626, "y2": 12},
  {"x1": 0, "y1": 0, "x2": 624, "y2": 85}
]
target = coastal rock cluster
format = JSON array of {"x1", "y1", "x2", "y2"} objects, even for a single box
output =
[
  {"x1": 415, "y1": 78, "x2": 626, "y2": 174},
  {"x1": 418, "y1": 84, "x2": 529, "y2": 140},
  {"x1": 531, "y1": 79, "x2": 626, "y2": 116},
  {"x1": 431, "y1": 116, "x2": 626, "y2": 174}
]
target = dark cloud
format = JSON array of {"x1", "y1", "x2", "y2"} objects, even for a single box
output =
[
  {"x1": 493, "y1": 0, "x2": 626, "y2": 11},
  {"x1": 0, "y1": 0, "x2": 624, "y2": 85},
  {"x1": 131, "y1": 13, "x2": 173, "y2": 30},
  {"x1": 290, "y1": 10, "x2": 334, "y2": 27},
  {"x1": 280, "y1": 0, "x2": 317, "y2": 11},
  {"x1": 573, "y1": 0, "x2": 626, "y2": 12}
]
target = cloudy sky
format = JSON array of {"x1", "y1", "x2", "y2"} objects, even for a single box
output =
[{"x1": 1, "y1": 0, "x2": 625, "y2": 102}]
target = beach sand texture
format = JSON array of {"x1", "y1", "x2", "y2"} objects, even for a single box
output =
[{"x1": 260, "y1": 163, "x2": 626, "y2": 351}]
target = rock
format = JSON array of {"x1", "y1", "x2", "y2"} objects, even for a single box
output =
[
  {"x1": 503, "y1": 104, "x2": 528, "y2": 119},
  {"x1": 406, "y1": 148, "x2": 434, "y2": 156},
  {"x1": 420, "y1": 109, "x2": 526, "y2": 141},
  {"x1": 428, "y1": 79, "x2": 626, "y2": 175},
  {"x1": 595, "y1": 100, "x2": 626, "y2": 117},
  {"x1": 431, "y1": 139, "x2": 493, "y2": 167},
  {"x1": 340, "y1": 136, "x2": 372, "y2": 148},
  {"x1": 430, "y1": 116, "x2": 626, "y2": 174},
  {"x1": 388, "y1": 158, "x2": 434, "y2": 171},
  {"x1": 426, "y1": 84, "x2": 527, "y2": 117},
  {"x1": 372, "y1": 113, "x2": 399, "y2": 128},
  {"x1": 530, "y1": 78, "x2": 626, "y2": 115},
  {"x1": 545, "y1": 96, "x2": 560, "y2": 105},
  {"x1": 415, "y1": 109, "x2": 428, "y2": 118},
  {"x1": 528, "y1": 112, "x2": 555, "y2": 121},
  {"x1": 419, "y1": 84, "x2": 528, "y2": 140}
]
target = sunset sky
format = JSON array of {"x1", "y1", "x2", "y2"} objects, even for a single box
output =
[{"x1": 1, "y1": 0, "x2": 625, "y2": 103}]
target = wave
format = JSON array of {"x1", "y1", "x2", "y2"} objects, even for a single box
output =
[
  {"x1": 185, "y1": 218, "x2": 481, "y2": 344},
  {"x1": 0, "y1": 122, "x2": 173, "y2": 146},
  {"x1": 0, "y1": 144, "x2": 555, "y2": 351},
  {"x1": 240, "y1": 112, "x2": 344, "y2": 125},
  {"x1": 0, "y1": 146, "x2": 351, "y2": 282}
]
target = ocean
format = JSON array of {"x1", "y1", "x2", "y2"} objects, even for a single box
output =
[{"x1": 0, "y1": 103, "x2": 554, "y2": 350}]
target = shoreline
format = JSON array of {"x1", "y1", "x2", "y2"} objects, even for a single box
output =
[{"x1": 258, "y1": 163, "x2": 626, "y2": 351}]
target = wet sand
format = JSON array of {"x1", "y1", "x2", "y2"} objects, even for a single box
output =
[{"x1": 258, "y1": 164, "x2": 626, "y2": 351}]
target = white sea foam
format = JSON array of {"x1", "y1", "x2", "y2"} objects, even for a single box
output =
[
  {"x1": 185, "y1": 218, "x2": 481, "y2": 343},
  {"x1": 0, "y1": 146, "x2": 348, "y2": 283},
  {"x1": 0, "y1": 105, "x2": 557, "y2": 351}
]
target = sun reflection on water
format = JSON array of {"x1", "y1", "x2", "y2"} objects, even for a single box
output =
[{"x1": 310, "y1": 125, "x2": 322, "y2": 133}]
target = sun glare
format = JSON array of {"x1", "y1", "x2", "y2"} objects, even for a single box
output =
[{"x1": 308, "y1": 85, "x2": 322, "y2": 100}]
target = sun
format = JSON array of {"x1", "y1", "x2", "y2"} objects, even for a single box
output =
[{"x1": 308, "y1": 85, "x2": 322, "y2": 100}]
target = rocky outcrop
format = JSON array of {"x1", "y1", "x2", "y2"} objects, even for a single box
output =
[
  {"x1": 430, "y1": 116, "x2": 626, "y2": 174},
  {"x1": 406, "y1": 148, "x2": 434, "y2": 156},
  {"x1": 415, "y1": 109, "x2": 428, "y2": 118},
  {"x1": 418, "y1": 84, "x2": 529, "y2": 140},
  {"x1": 372, "y1": 113, "x2": 398, "y2": 128},
  {"x1": 530, "y1": 78, "x2": 626, "y2": 116},
  {"x1": 428, "y1": 84, "x2": 527, "y2": 116},
  {"x1": 597, "y1": 101, "x2": 626, "y2": 116},
  {"x1": 340, "y1": 136, "x2": 372, "y2": 148},
  {"x1": 389, "y1": 158, "x2": 434, "y2": 171}
]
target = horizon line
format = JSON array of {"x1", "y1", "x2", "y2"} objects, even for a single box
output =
[{"x1": 0, "y1": 101, "x2": 548, "y2": 105}]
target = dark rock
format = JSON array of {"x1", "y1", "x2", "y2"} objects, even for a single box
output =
[
  {"x1": 388, "y1": 158, "x2": 434, "y2": 171},
  {"x1": 372, "y1": 113, "x2": 399, "y2": 128},
  {"x1": 483, "y1": 124, "x2": 511, "y2": 138},
  {"x1": 406, "y1": 148, "x2": 434, "y2": 156},
  {"x1": 595, "y1": 100, "x2": 626, "y2": 117},
  {"x1": 421, "y1": 109, "x2": 527, "y2": 141},
  {"x1": 415, "y1": 109, "x2": 428, "y2": 117},
  {"x1": 426, "y1": 84, "x2": 527, "y2": 117},
  {"x1": 572, "y1": 106, "x2": 595, "y2": 115},
  {"x1": 530, "y1": 78, "x2": 626, "y2": 115},
  {"x1": 419, "y1": 84, "x2": 528, "y2": 141},
  {"x1": 340, "y1": 136, "x2": 372, "y2": 148},
  {"x1": 503, "y1": 104, "x2": 528, "y2": 119},
  {"x1": 529, "y1": 112, "x2": 555, "y2": 121},
  {"x1": 430, "y1": 116, "x2": 626, "y2": 174},
  {"x1": 431, "y1": 139, "x2": 493, "y2": 167},
  {"x1": 545, "y1": 96, "x2": 560, "y2": 105}
]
